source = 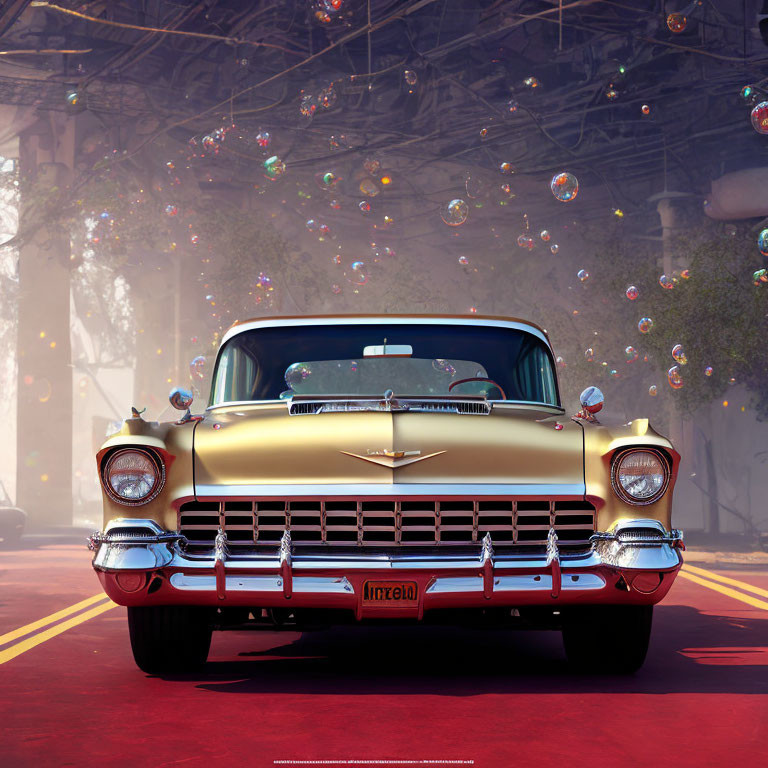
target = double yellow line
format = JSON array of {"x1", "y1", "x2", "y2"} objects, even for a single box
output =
[
  {"x1": 679, "y1": 563, "x2": 768, "y2": 610},
  {"x1": 0, "y1": 593, "x2": 118, "y2": 665}
]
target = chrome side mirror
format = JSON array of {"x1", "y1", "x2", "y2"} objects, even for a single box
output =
[
  {"x1": 169, "y1": 387, "x2": 194, "y2": 423},
  {"x1": 578, "y1": 386, "x2": 604, "y2": 421}
]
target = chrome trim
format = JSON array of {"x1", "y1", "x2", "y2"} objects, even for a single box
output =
[
  {"x1": 169, "y1": 573, "x2": 354, "y2": 595},
  {"x1": 100, "y1": 447, "x2": 167, "y2": 507},
  {"x1": 206, "y1": 399, "x2": 565, "y2": 413},
  {"x1": 289, "y1": 397, "x2": 492, "y2": 416},
  {"x1": 221, "y1": 316, "x2": 552, "y2": 350},
  {"x1": 546, "y1": 527, "x2": 561, "y2": 598},
  {"x1": 610, "y1": 447, "x2": 671, "y2": 507},
  {"x1": 279, "y1": 530, "x2": 293, "y2": 599},
  {"x1": 481, "y1": 533, "x2": 494, "y2": 599},
  {"x1": 426, "y1": 573, "x2": 606, "y2": 594},
  {"x1": 193, "y1": 483, "x2": 587, "y2": 498},
  {"x1": 213, "y1": 527, "x2": 229, "y2": 600}
]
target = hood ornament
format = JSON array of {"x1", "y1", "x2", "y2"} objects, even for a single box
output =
[{"x1": 340, "y1": 448, "x2": 446, "y2": 468}]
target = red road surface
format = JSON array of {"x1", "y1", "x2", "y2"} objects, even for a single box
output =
[{"x1": 1, "y1": 543, "x2": 767, "y2": 768}]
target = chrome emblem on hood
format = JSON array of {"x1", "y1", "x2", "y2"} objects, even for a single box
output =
[{"x1": 340, "y1": 449, "x2": 446, "y2": 468}]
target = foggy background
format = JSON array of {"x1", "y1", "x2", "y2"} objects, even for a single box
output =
[{"x1": 0, "y1": 0, "x2": 767, "y2": 542}]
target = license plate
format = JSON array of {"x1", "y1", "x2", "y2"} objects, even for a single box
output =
[{"x1": 362, "y1": 580, "x2": 418, "y2": 606}]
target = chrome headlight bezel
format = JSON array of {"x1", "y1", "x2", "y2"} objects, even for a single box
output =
[
  {"x1": 610, "y1": 447, "x2": 670, "y2": 506},
  {"x1": 101, "y1": 447, "x2": 166, "y2": 506}
]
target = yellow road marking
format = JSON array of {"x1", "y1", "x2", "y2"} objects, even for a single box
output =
[
  {"x1": 0, "y1": 593, "x2": 110, "y2": 646},
  {"x1": 0, "y1": 600, "x2": 118, "y2": 665},
  {"x1": 683, "y1": 563, "x2": 768, "y2": 600},
  {"x1": 678, "y1": 571, "x2": 768, "y2": 611}
]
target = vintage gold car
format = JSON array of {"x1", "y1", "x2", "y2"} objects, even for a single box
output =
[{"x1": 89, "y1": 314, "x2": 684, "y2": 674}]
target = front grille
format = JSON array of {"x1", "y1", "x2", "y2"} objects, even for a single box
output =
[
  {"x1": 178, "y1": 499, "x2": 596, "y2": 554},
  {"x1": 288, "y1": 399, "x2": 491, "y2": 415}
]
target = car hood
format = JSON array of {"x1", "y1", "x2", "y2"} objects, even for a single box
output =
[{"x1": 193, "y1": 403, "x2": 585, "y2": 495}]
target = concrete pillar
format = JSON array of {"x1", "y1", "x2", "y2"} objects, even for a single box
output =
[{"x1": 15, "y1": 115, "x2": 75, "y2": 526}]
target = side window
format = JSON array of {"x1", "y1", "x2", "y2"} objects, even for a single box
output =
[{"x1": 513, "y1": 340, "x2": 557, "y2": 405}]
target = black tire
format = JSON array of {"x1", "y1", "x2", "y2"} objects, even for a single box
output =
[
  {"x1": 127, "y1": 606, "x2": 213, "y2": 674},
  {"x1": 562, "y1": 605, "x2": 653, "y2": 674}
]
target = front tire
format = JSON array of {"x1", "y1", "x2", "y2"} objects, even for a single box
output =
[
  {"x1": 127, "y1": 606, "x2": 213, "y2": 674},
  {"x1": 562, "y1": 605, "x2": 653, "y2": 674}
]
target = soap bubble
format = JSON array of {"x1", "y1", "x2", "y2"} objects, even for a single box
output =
[
  {"x1": 577, "y1": 269, "x2": 589, "y2": 282},
  {"x1": 100, "y1": 211, "x2": 110, "y2": 220},
  {"x1": 363, "y1": 157, "x2": 381, "y2": 175},
  {"x1": 649, "y1": 385, "x2": 658, "y2": 396},
  {"x1": 641, "y1": 104, "x2": 650, "y2": 115},
  {"x1": 517, "y1": 234, "x2": 534, "y2": 249},
  {"x1": 758, "y1": 229, "x2": 768, "y2": 256},
  {"x1": 299, "y1": 94, "x2": 317, "y2": 119},
  {"x1": 638, "y1": 317, "x2": 653, "y2": 333},
  {"x1": 507, "y1": 99, "x2": 518, "y2": 114},
  {"x1": 751, "y1": 102, "x2": 768, "y2": 134},
  {"x1": 605, "y1": 87, "x2": 619, "y2": 101},
  {"x1": 752, "y1": 268, "x2": 768, "y2": 285},
  {"x1": 680, "y1": 269, "x2": 691, "y2": 279},
  {"x1": 256, "y1": 131, "x2": 271, "y2": 148},
  {"x1": 285, "y1": 362, "x2": 312, "y2": 387},
  {"x1": 329, "y1": 199, "x2": 341, "y2": 209},
  {"x1": 458, "y1": 256, "x2": 469, "y2": 265},
  {"x1": 189, "y1": 356, "x2": 206, "y2": 380},
  {"x1": 465, "y1": 175, "x2": 486, "y2": 198},
  {"x1": 332, "y1": 254, "x2": 341, "y2": 265},
  {"x1": 346, "y1": 261, "x2": 368, "y2": 286},
  {"x1": 540, "y1": 230, "x2": 551, "y2": 241},
  {"x1": 316, "y1": 171, "x2": 340, "y2": 189},
  {"x1": 550, "y1": 244, "x2": 559, "y2": 254},
  {"x1": 404, "y1": 70, "x2": 417, "y2": 86},
  {"x1": 550, "y1": 172, "x2": 578, "y2": 202},
  {"x1": 332, "y1": 284, "x2": 342, "y2": 294},
  {"x1": 318, "y1": 85, "x2": 337, "y2": 109},
  {"x1": 205, "y1": 294, "x2": 214, "y2": 302},
  {"x1": 165, "y1": 204, "x2": 178, "y2": 216},
  {"x1": 359, "y1": 178, "x2": 379, "y2": 196},
  {"x1": 256, "y1": 272, "x2": 273, "y2": 291},
  {"x1": 625, "y1": 346, "x2": 638, "y2": 363},
  {"x1": 659, "y1": 274, "x2": 674, "y2": 289},
  {"x1": 432, "y1": 359, "x2": 457, "y2": 376},
  {"x1": 499, "y1": 162, "x2": 514, "y2": 174},
  {"x1": 585, "y1": 348, "x2": 595, "y2": 362},
  {"x1": 441, "y1": 199, "x2": 469, "y2": 226},
  {"x1": 523, "y1": 76, "x2": 540, "y2": 89},
  {"x1": 263, "y1": 155, "x2": 286, "y2": 179},
  {"x1": 479, "y1": 127, "x2": 489, "y2": 139},
  {"x1": 742, "y1": 85, "x2": 754, "y2": 100},
  {"x1": 306, "y1": 219, "x2": 318, "y2": 231},
  {"x1": 666, "y1": 13, "x2": 687, "y2": 33},
  {"x1": 359, "y1": 201, "x2": 371, "y2": 214},
  {"x1": 190, "y1": 234, "x2": 200, "y2": 245},
  {"x1": 667, "y1": 365, "x2": 684, "y2": 389},
  {"x1": 672, "y1": 344, "x2": 688, "y2": 365},
  {"x1": 625, "y1": 285, "x2": 639, "y2": 300},
  {"x1": 704, "y1": 366, "x2": 713, "y2": 377}
]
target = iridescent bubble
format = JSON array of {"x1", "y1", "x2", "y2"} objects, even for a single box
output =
[
  {"x1": 458, "y1": 255, "x2": 469, "y2": 265},
  {"x1": 189, "y1": 356, "x2": 206, "y2": 380},
  {"x1": 613, "y1": 208, "x2": 625, "y2": 218},
  {"x1": 680, "y1": 269, "x2": 691, "y2": 279},
  {"x1": 557, "y1": 356, "x2": 567, "y2": 368},
  {"x1": 432, "y1": 359, "x2": 457, "y2": 376},
  {"x1": 165, "y1": 161, "x2": 175, "y2": 170},
  {"x1": 550, "y1": 244, "x2": 559, "y2": 255},
  {"x1": 625, "y1": 346, "x2": 638, "y2": 363},
  {"x1": 363, "y1": 157, "x2": 381, "y2": 175},
  {"x1": 672, "y1": 344, "x2": 688, "y2": 365},
  {"x1": 577, "y1": 269, "x2": 589, "y2": 282},
  {"x1": 499, "y1": 162, "x2": 514, "y2": 175},
  {"x1": 256, "y1": 272, "x2": 273, "y2": 291},
  {"x1": 758, "y1": 229, "x2": 768, "y2": 256},
  {"x1": 316, "y1": 171, "x2": 340, "y2": 189},
  {"x1": 332, "y1": 284, "x2": 342, "y2": 294},
  {"x1": 741, "y1": 85, "x2": 754, "y2": 101},
  {"x1": 205, "y1": 294, "x2": 214, "y2": 302},
  {"x1": 318, "y1": 223, "x2": 330, "y2": 237},
  {"x1": 641, "y1": 104, "x2": 650, "y2": 115},
  {"x1": 649, "y1": 385, "x2": 658, "y2": 397},
  {"x1": 500, "y1": 183, "x2": 514, "y2": 199},
  {"x1": 704, "y1": 365, "x2": 714, "y2": 377},
  {"x1": 332, "y1": 254, "x2": 341, "y2": 265},
  {"x1": 318, "y1": 85, "x2": 337, "y2": 109},
  {"x1": 517, "y1": 234, "x2": 534, "y2": 249},
  {"x1": 306, "y1": 219, "x2": 318, "y2": 231},
  {"x1": 404, "y1": 70, "x2": 417, "y2": 86},
  {"x1": 523, "y1": 76, "x2": 540, "y2": 89},
  {"x1": 550, "y1": 172, "x2": 578, "y2": 202},
  {"x1": 346, "y1": 261, "x2": 368, "y2": 286},
  {"x1": 190, "y1": 234, "x2": 200, "y2": 245},
  {"x1": 285, "y1": 362, "x2": 312, "y2": 388},
  {"x1": 605, "y1": 87, "x2": 618, "y2": 101},
  {"x1": 359, "y1": 178, "x2": 379, "y2": 197},
  {"x1": 465, "y1": 175, "x2": 486, "y2": 199},
  {"x1": 66, "y1": 90, "x2": 80, "y2": 106},
  {"x1": 359, "y1": 201, "x2": 371, "y2": 214},
  {"x1": 507, "y1": 99, "x2": 518, "y2": 114},
  {"x1": 299, "y1": 94, "x2": 317, "y2": 118},
  {"x1": 540, "y1": 230, "x2": 551, "y2": 241},
  {"x1": 329, "y1": 199, "x2": 341, "y2": 209},
  {"x1": 610, "y1": 369, "x2": 620, "y2": 379},
  {"x1": 729, "y1": 377, "x2": 737, "y2": 385},
  {"x1": 638, "y1": 317, "x2": 653, "y2": 334},
  {"x1": 585, "y1": 348, "x2": 595, "y2": 362},
  {"x1": 752, "y1": 268, "x2": 768, "y2": 285},
  {"x1": 263, "y1": 155, "x2": 286, "y2": 179},
  {"x1": 256, "y1": 131, "x2": 271, "y2": 148},
  {"x1": 441, "y1": 199, "x2": 469, "y2": 227},
  {"x1": 751, "y1": 102, "x2": 768, "y2": 135},
  {"x1": 165, "y1": 204, "x2": 178, "y2": 216},
  {"x1": 659, "y1": 274, "x2": 674, "y2": 290},
  {"x1": 100, "y1": 211, "x2": 110, "y2": 220},
  {"x1": 479, "y1": 127, "x2": 489, "y2": 139},
  {"x1": 666, "y1": 13, "x2": 687, "y2": 33},
  {"x1": 667, "y1": 365, "x2": 684, "y2": 389},
  {"x1": 626, "y1": 285, "x2": 639, "y2": 300}
]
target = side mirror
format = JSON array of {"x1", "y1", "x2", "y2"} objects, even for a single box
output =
[
  {"x1": 579, "y1": 386, "x2": 604, "y2": 420},
  {"x1": 169, "y1": 387, "x2": 194, "y2": 423}
]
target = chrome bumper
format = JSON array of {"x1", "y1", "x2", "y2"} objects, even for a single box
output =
[{"x1": 89, "y1": 519, "x2": 684, "y2": 615}]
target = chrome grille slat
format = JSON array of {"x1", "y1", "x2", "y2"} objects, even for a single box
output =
[{"x1": 179, "y1": 498, "x2": 596, "y2": 550}]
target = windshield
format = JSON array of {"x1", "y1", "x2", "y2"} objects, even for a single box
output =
[{"x1": 210, "y1": 323, "x2": 559, "y2": 406}]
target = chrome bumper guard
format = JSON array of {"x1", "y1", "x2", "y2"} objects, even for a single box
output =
[{"x1": 90, "y1": 518, "x2": 684, "y2": 608}]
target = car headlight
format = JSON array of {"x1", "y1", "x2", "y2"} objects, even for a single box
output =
[
  {"x1": 102, "y1": 448, "x2": 165, "y2": 505},
  {"x1": 611, "y1": 448, "x2": 669, "y2": 505}
]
